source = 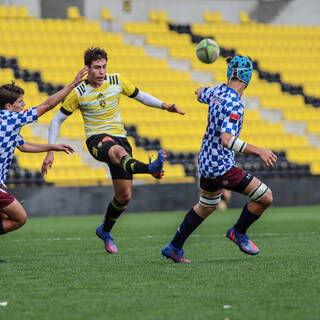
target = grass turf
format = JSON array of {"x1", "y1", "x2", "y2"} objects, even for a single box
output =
[{"x1": 0, "y1": 206, "x2": 319, "y2": 320}]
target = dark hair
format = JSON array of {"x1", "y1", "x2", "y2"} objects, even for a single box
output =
[
  {"x1": 84, "y1": 47, "x2": 108, "y2": 66},
  {"x1": 0, "y1": 82, "x2": 24, "y2": 110}
]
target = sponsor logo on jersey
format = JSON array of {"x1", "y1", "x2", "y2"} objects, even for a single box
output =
[
  {"x1": 210, "y1": 95, "x2": 224, "y2": 105},
  {"x1": 230, "y1": 113, "x2": 239, "y2": 123},
  {"x1": 102, "y1": 136, "x2": 114, "y2": 142},
  {"x1": 97, "y1": 93, "x2": 104, "y2": 99}
]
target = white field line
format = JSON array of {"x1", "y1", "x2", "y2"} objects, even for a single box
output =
[{"x1": 2, "y1": 232, "x2": 319, "y2": 243}]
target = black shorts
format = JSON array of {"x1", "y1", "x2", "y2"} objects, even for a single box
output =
[{"x1": 86, "y1": 134, "x2": 133, "y2": 180}]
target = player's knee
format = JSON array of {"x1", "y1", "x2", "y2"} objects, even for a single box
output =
[
  {"x1": 117, "y1": 192, "x2": 131, "y2": 205},
  {"x1": 262, "y1": 189, "x2": 273, "y2": 207},
  {"x1": 198, "y1": 204, "x2": 216, "y2": 218},
  {"x1": 12, "y1": 211, "x2": 27, "y2": 229},
  {"x1": 256, "y1": 189, "x2": 273, "y2": 209},
  {"x1": 197, "y1": 193, "x2": 222, "y2": 217},
  {"x1": 108, "y1": 145, "x2": 127, "y2": 164}
]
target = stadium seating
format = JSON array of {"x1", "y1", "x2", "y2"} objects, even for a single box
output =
[
  {"x1": 0, "y1": 8, "x2": 192, "y2": 185},
  {"x1": 124, "y1": 11, "x2": 320, "y2": 175},
  {"x1": 1, "y1": 6, "x2": 320, "y2": 187}
]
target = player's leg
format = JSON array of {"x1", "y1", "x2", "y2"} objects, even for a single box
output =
[
  {"x1": 226, "y1": 174, "x2": 272, "y2": 255},
  {"x1": 109, "y1": 145, "x2": 166, "y2": 179},
  {"x1": 95, "y1": 160, "x2": 133, "y2": 254},
  {"x1": 0, "y1": 199, "x2": 27, "y2": 234},
  {"x1": 162, "y1": 186, "x2": 223, "y2": 263},
  {"x1": 86, "y1": 134, "x2": 165, "y2": 179},
  {"x1": 218, "y1": 189, "x2": 232, "y2": 210}
]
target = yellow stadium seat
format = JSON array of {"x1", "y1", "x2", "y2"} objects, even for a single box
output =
[
  {"x1": 67, "y1": 6, "x2": 82, "y2": 20},
  {"x1": 7, "y1": 5, "x2": 18, "y2": 19},
  {"x1": 0, "y1": 5, "x2": 6, "y2": 18},
  {"x1": 17, "y1": 6, "x2": 29, "y2": 19},
  {"x1": 204, "y1": 11, "x2": 223, "y2": 23},
  {"x1": 239, "y1": 12, "x2": 252, "y2": 24}
]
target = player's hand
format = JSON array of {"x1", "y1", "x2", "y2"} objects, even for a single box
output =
[
  {"x1": 50, "y1": 144, "x2": 75, "y2": 154},
  {"x1": 161, "y1": 103, "x2": 185, "y2": 115},
  {"x1": 195, "y1": 86, "x2": 205, "y2": 99},
  {"x1": 42, "y1": 151, "x2": 54, "y2": 175},
  {"x1": 71, "y1": 67, "x2": 88, "y2": 87},
  {"x1": 258, "y1": 148, "x2": 277, "y2": 167}
]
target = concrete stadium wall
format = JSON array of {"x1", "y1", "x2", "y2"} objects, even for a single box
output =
[
  {"x1": 274, "y1": 0, "x2": 320, "y2": 25},
  {"x1": 8, "y1": 176, "x2": 320, "y2": 217}
]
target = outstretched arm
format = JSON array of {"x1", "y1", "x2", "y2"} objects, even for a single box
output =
[
  {"x1": 36, "y1": 67, "x2": 88, "y2": 117},
  {"x1": 221, "y1": 132, "x2": 277, "y2": 167},
  {"x1": 134, "y1": 90, "x2": 185, "y2": 115},
  {"x1": 17, "y1": 141, "x2": 74, "y2": 154},
  {"x1": 41, "y1": 110, "x2": 69, "y2": 174}
]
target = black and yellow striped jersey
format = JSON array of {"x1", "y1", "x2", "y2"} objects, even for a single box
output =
[{"x1": 60, "y1": 73, "x2": 138, "y2": 138}]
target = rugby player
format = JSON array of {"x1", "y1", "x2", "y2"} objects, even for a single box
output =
[
  {"x1": 42, "y1": 47, "x2": 185, "y2": 254},
  {"x1": 0, "y1": 68, "x2": 87, "y2": 262},
  {"x1": 162, "y1": 55, "x2": 277, "y2": 263}
]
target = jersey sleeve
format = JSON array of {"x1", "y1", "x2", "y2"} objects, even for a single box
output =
[
  {"x1": 119, "y1": 75, "x2": 139, "y2": 98},
  {"x1": 15, "y1": 134, "x2": 25, "y2": 146},
  {"x1": 13, "y1": 107, "x2": 38, "y2": 129},
  {"x1": 198, "y1": 87, "x2": 213, "y2": 104},
  {"x1": 221, "y1": 100, "x2": 243, "y2": 136},
  {"x1": 60, "y1": 89, "x2": 79, "y2": 115}
]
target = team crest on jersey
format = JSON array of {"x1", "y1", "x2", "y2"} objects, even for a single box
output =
[{"x1": 99, "y1": 100, "x2": 106, "y2": 108}]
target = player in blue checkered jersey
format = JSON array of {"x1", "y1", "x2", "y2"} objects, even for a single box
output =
[
  {"x1": 162, "y1": 55, "x2": 278, "y2": 263},
  {"x1": 0, "y1": 68, "x2": 87, "y2": 262}
]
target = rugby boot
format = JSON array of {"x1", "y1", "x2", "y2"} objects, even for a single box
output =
[
  {"x1": 96, "y1": 225, "x2": 118, "y2": 254},
  {"x1": 162, "y1": 243, "x2": 191, "y2": 263},
  {"x1": 149, "y1": 150, "x2": 166, "y2": 179},
  {"x1": 226, "y1": 226, "x2": 259, "y2": 255}
]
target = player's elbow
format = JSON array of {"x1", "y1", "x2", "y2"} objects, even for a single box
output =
[
  {"x1": 17, "y1": 145, "x2": 25, "y2": 152},
  {"x1": 221, "y1": 133, "x2": 231, "y2": 148}
]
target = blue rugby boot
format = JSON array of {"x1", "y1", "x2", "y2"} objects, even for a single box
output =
[
  {"x1": 226, "y1": 226, "x2": 259, "y2": 255},
  {"x1": 149, "y1": 150, "x2": 166, "y2": 179},
  {"x1": 162, "y1": 243, "x2": 191, "y2": 263},
  {"x1": 96, "y1": 225, "x2": 118, "y2": 254}
]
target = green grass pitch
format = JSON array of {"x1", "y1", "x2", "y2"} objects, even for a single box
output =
[{"x1": 0, "y1": 206, "x2": 319, "y2": 320}]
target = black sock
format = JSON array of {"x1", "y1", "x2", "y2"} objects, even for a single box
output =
[
  {"x1": 121, "y1": 156, "x2": 149, "y2": 174},
  {"x1": 171, "y1": 208, "x2": 204, "y2": 249},
  {"x1": 234, "y1": 204, "x2": 260, "y2": 234},
  {"x1": 102, "y1": 197, "x2": 127, "y2": 232},
  {"x1": 0, "y1": 217, "x2": 5, "y2": 235}
]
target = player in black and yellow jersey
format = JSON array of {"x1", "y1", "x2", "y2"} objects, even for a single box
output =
[{"x1": 42, "y1": 47, "x2": 185, "y2": 254}]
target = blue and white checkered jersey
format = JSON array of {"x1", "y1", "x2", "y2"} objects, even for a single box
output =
[
  {"x1": 0, "y1": 107, "x2": 38, "y2": 185},
  {"x1": 198, "y1": 84, "x2": 244, "y2": 178}
]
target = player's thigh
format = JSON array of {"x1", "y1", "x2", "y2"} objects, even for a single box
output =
[
  {"x1": 1, "y1": 199, "x2": 27, "y2": 223},
  {"x1": 86, "y1": 134, "x2": 121, "y2": 164},
  {"x1": 242, "y1": 176, "x2": 272, "y2": 205},
  {"x1": 112, "y1": 179, "x2": 133, "y2": 203}
]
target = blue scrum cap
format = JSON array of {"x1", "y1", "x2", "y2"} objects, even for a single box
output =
[{"x1": 227, "y1": 55, "x2": 253, "y2": 86}]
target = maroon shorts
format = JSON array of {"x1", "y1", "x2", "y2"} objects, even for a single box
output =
[
  {"x1": 0, "y1": 185, "x2": 15, "y2": 210},
  {"x1": 200, "y1": 166, "x2": 254, "y2": 193}
]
